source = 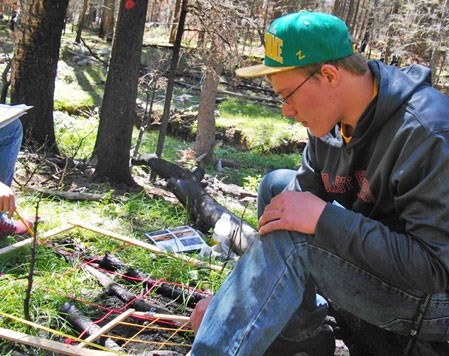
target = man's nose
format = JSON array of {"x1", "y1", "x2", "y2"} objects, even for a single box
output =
[{"x1": 281, "y1": 103, "x2": 296, "y2": 117}]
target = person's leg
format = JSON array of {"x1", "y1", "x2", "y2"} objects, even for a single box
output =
[
  {"x1": 191, "y1": 224, "x2": 311, "y2": 355},
  {"x1": 259, "y1": 169, "x2": 334, "y2": 355},
  {"x1": 308, "y1": 242, "x2": 449, "y2": 342},
  {"x1": 0, "y1": 119, "x2": 31, "y2": 236},
  {"x1": 0, "y1": 119, "x2": 23, "y2": 186},
  {"x1": 191, "y1": 170, "x2": 327, "y2": 355},
  {"x1": 257, "y1": 169, "x2": 298, "y2": 217},
  {"x1": 191, "y1": 234, "x2": 449, "y2": 355}
]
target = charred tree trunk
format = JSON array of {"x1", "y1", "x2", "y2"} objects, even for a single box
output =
[
  {"x1": 359, "y1": 0, "x2": 378, "y2": 54},
  {"x1": 60, "y1": 301, "x2": 123, "y2": 351},
  {"x1": 383, "y1": 1, "x2": 401, "y2": 65},
  {"x1": 98, "y1": 252, "x2": 209, "y2": 307},
  {"x1": 11, "y1": 0, "x2": 69, "y2": 153},
  {"x1": 155, "y1": 0, "x2": 188, "y2": 157},
  {"x1": 84, "y1": 264, "x2": 170, "y2": 314},
  {"x1": 132, "y1": 154, "x2": 258, "y2": 255},
  {"x1": 93, "y1": 0, "x2": 148, "y2": 186}
]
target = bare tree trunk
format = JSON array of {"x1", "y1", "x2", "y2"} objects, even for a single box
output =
[
  {"x1": 155, "y1": 0, "x2": 188, "y2": 157},
  {"x1": 333, "y1": 0, "x2": 345, "y2": 18},
  {"x1": 350, "y1": 0, "x2": 362, "y2": 39},
  {"x1": 345, "y1": 0, "x2": 356, "y2": 30},
  {"x1": 169, "y1": 0, "x2": 182, "y2": 44},
  {"x1": 356, "y1": 0, "x2": 369, "y2": 47},
  {"x1": 383, "y1": 1, "x2": 401, "y2": 64},
  {"x1": 430, "y1": 0, "x2": 449, "y2": 85},
  {"x1": 11, "y1": 0, "x2": 69, "y2": 153},
  {"x1": 93, "y1": 0, "x2": 148, "y2": 185},
  {"x1": 195, "y1": 62, "x2": 222, "y2": 164},
  {"x1": 75, "y1": 0, "x2": 89, "y2": 43},
  {"x1": 99, "y1": 0, "x2": 115, "y2": 41}
]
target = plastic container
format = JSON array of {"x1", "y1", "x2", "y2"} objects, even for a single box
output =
[{"x1": 213, "y1": 213, "x2": 232, "y2": 255}]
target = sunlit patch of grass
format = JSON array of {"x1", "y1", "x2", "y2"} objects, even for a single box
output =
[
  {"x1": 217, "y1": 98, "x2": 308, "y2": 153},
  {"x1": 218, "y1": 98, "x2": 281, "y2": 118},
  {"x1": 54, "y1": 111, "x2": 98, "y2": 159},
  {"x1": 214, "y1": 145, "x2": 300, "y2": 187},
  {"x1": 132, "y1": 129, "x2": 194, "y2": 162},
  {"x1": 55, "y1": 60, "x2": 106, "y2": 113}
]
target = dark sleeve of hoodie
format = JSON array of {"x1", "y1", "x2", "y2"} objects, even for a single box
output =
[{"x1": 314, "y1": 134, "x2": 449, "y2": 293}]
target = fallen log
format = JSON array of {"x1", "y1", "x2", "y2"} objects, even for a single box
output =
[
  {"x1": 98, "y1": 252, "x2": 209, "y2": 307},
  {"x1": 23, "y1": 186, "x2": 106, "y2": 201},
  {"x1": 83, "y1": 264, "x2": 170, "y2": 314},
  {"x1": 60, "y1": 301, "x2": 123, "y2": 352},
  {"x1": 132, "y1": 154, "x2": 258, "y2": 255}
]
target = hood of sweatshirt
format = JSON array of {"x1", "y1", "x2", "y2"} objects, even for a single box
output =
[{"x1": 345, "y1": 60, "x2": 432, "y2": 148}]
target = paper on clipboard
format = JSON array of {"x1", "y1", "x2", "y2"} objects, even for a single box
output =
[{"x1": 0, "y1": 104, "x2": 33, "y2": 129}]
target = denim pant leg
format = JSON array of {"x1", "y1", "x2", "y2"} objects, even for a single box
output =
[
  {"x1": 191, "y1": 170, "x2": 320, "y2": 355},
  {"x1": 258, "y1": 169, "x2": 328, "y2": 341},
  {"x1": 191, "y1": 228, "x2": 311, "y2": 356},
  {"x1": 308, "y1": 242, "x2": 449, "y2": 342},
  {"x1": 0, "y1": 120, "x2": 23, "y2": 186}
]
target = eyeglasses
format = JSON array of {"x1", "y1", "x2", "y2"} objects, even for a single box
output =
[{"x1": 279, "y1": 72, "x2": 316, "y2": 105}]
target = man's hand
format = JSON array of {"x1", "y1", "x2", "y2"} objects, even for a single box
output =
[
  {"x1": 190, "y1": 296, "x2": 213, "y2": 334},
  {"x1": 258, "y1": 191, "x2": 326, "y2": 236},
  {"x1": 0, "y1": 181, "x2": 16, "y2": 218}
]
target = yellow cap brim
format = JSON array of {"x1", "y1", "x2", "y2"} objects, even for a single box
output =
[{"x1": 235, "y1": 64, "x2": 296, "y2": 78}]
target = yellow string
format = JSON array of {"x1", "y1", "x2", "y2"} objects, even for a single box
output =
[{"x1": 14, "y1": 209, "x2": 35, "y2": 237}]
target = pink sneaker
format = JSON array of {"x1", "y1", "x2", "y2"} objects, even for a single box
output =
[{"x1": 0, "y1": 214, "x2": 33, "y2": 236}]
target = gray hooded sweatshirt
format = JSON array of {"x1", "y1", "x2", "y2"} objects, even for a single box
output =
[{"x1": 296, "y1": 60, "x2": 449, "y2": 293}]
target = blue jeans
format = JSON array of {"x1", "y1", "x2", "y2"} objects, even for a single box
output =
[
  {"x1": 191, "y1": 169, "x2": 449, "y2": 355},
  {"x1": 0, "y1": 119, "x2": 22, "y2": 186}
]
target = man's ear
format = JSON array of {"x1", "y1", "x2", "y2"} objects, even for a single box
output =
[{"x1": 320, "y1": 64, "x2": 340, "y2": 87}]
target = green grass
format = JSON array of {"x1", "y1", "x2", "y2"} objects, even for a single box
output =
[
  {"x1": 217, "y1": 99, "x2": 308, "y2": 154},
  {"x1": 54, "y1": 59, "x2": 106, "y2": 114},
  {"x1": 54, "y1": 112, "x2": 98, "y2": 159}
]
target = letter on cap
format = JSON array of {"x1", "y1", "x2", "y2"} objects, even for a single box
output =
[{"x1": 265, "y1": 33, "x2": 283, "y2": 64}]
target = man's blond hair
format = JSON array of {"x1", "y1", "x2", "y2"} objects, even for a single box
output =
[{"x1": 301, "y1": 53, "x2": 369, "y2": 76}]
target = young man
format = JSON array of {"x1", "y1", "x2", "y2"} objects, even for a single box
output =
[
  {"x1": 189, "y1": 11, "x2": 449, "y2": 355},
  {"x1": 0, "y1": 119, "x2": 31, "y2": 235}
]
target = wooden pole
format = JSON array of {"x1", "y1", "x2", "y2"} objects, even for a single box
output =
[
  {"x1": 0, "y1": 224, "x2": 75, "y2": 256},
  {"x1": 132, "y1": 311, "x2": 190, "y2": 323},
  {"x1": 68, "y1": 220, "x2": 228, "y2": 273},
  {"x1": 75, "y1": 309, "x2": 136, "y2": 352},
  {"x1": 0, "y1": 328, "x2": 122, "y2": 356}
]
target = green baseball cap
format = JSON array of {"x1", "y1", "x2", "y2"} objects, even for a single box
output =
[{"x1": 236, "y1": 12, "x2": 354, "y2": 78}]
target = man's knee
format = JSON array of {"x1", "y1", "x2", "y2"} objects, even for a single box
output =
[{"x1": 258, "y1": 169, "x2": 297, "y2": 207}]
